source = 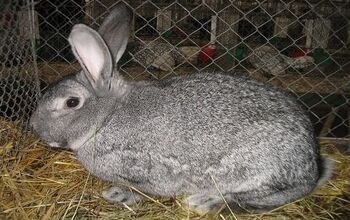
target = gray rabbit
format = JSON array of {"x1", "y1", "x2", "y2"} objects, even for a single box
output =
[
  {"x1": 30, "y1": 3, "x2": 332, "y2": 214},
  {"x1": 132, "y1": 39, "x2": 181, "y2": 72}
]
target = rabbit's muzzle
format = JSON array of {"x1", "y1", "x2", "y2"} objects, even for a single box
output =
[{"x1": 30, "y1": 111, "x2": 67, "y2": 148}]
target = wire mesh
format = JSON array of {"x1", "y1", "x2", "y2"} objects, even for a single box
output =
[
  {"x1": 1, "y1": 0, "x2": 350, "y2": 142},
  {"x1": 0, "y1": 0, "x2": 40, "y2": 129}
]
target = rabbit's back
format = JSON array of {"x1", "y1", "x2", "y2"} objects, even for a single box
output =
[
  {"x1": 127, "y1": 73, "x2": 316, "y2": 161},
  {"x1": 127, "y1": 73, "x2": 310, "y2": 132}
]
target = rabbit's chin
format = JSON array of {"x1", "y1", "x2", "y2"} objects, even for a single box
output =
[
  {"x1": 47, "y1": 139, "x2": 83, "y2": 150},
  {"x1": 48, "y1": 142, "x2": 61, "y2": 148},
  {"x1": 47, "y1": 129, "x2": 96, "y2": 150},
  {"x1": 46, "y1": 140, "x2": 69, "y2": 149}
]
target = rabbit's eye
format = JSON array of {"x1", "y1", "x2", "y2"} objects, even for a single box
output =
[{"x1": 66, "y1": 97, "x2": 80, "y2": 108}]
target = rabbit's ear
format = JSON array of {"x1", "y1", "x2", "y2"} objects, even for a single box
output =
[
  {"x1": 68, "y1": 24, "x2": 113, "y2": 96},
  {"x1": 98, "y1": 2, "x2": 133, "y2": 64}
]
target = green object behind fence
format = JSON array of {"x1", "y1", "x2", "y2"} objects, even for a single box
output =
[{"x1": 313, "y1": 48, "x2": 332, "y2": 65}]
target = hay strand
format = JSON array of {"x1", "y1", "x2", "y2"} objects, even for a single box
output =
[{"x1": 1, "y1": 118, "x2": 349, "y2": 219}]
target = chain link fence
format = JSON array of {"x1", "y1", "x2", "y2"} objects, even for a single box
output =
[
  {"x1": 1, "y1": 0, "x2": 350, "y2": 145},
  {"x1": 0, "y1": 0, "x2": 40, "y2": 125}
]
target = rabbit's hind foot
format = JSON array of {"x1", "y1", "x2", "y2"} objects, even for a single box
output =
[
  {"x1": 183, "y1": 193, "x2": 225, "y2": 215},
  {"x1": 102, "y1": 186, "x2": 143, "y2": 205}
]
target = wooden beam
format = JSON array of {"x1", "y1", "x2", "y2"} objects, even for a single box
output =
[
  {"x1": 210, "y1": 15, "x2": 217, "y2": 45},
  {"x1": 156, "y1": 9, "x2": 172, "y2": 33},
  {"x1": 304, "y1": 18, "x2": 331, "y2": 49},
  {"x1": 216, "y1": 11, "x2": 239, "y2": 47},
  {"x1": 319, "y1": 108, "x2": 338, "y2": 137}
]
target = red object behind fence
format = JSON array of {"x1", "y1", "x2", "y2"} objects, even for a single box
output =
[
  {"x1": 198, "y1": 44, "x2": 215, "y2": 63},
  {"x1": 291, "y1": 47, "x2": 308, "y2": 58}
]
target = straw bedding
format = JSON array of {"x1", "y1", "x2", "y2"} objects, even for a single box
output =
[{"x1": 1, "y1": 118, "x2": 349, "y2": 220}]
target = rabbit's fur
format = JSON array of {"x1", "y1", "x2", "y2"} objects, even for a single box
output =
[{"x1": 30, "y1": 3, "x2": 332, "y2": 214}]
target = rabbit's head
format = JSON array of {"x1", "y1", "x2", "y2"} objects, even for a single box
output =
[{"x1": 30, "y1": 3, "x2": 132, "y2": 150}]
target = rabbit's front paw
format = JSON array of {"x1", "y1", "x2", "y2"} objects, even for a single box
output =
[
  {"x1": 183, "y1": 193, "x2": 224, "y2": 215},
  {"x1": 102, "y1": 186, "x2": 142, "y2": 205}
]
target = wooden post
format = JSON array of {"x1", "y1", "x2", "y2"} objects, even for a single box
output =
[
  {"x1": 304, "y1": 19, "x2": 313, "y2": 49},
  {"x1": 347, "y1": 109, "x2": 350, "y2": 154},
  {"x1": 304, "y1": 18, "x2": 331, "y2": 49},
  {"x1": 84, "y1": 0, "x2": 94, "y2": 25},
  {"x1": 216, "y1": 11, "x2": 239, "y2": 47},
  {"x1": 348, "y1": 22, "x2": 350, "y2": 46},
  {"x1": 18, "y1": 9, "x2": 39, "y2": 40},
  {"x1": 210, "y1": 15, "x2": 217, "y2": 44},
  {"x1": 130, "y1": 13, "x2": 135, "y2": 42},
  {"x1": 156, "y1": 9, "x2": 172, "y2": 34},
  {"x1": 320, "y1": 108, "x2": 337, "y2": 137}
]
